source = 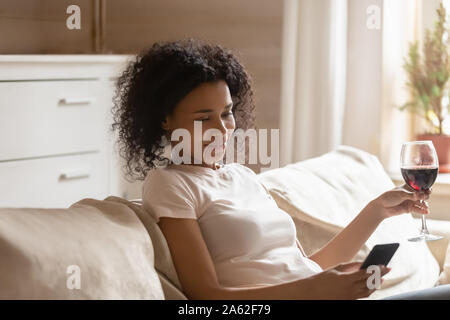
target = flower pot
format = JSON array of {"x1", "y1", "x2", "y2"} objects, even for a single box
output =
[{"x1": 416, "y1": 133, "x2": 450, "y2": 173}]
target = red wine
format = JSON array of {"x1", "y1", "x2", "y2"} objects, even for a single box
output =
[{"x1": 401, "y1": 167, "x2": 438, "y2": 191}]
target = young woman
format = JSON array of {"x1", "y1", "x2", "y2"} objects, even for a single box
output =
[{"x1": 111, "y1": 39, "x2": 448, "y2": 300}]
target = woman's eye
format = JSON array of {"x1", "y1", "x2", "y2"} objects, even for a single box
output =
[{"x1": 196, "y1": 113, "x2": 232, "y2": 121}]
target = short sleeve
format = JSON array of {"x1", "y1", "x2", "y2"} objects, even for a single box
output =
[{"x1": 142, "y1": 168, "x2": 198, "y2": 223}]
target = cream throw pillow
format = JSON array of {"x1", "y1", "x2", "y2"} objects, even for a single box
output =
[
  {"x1": 257, "y1": 145, "x2": 441, "y2": 299},
  {"x1": 0, "y1": 197, "x2": 164, "y2": 299}
]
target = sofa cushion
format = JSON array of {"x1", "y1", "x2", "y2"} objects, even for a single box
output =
[
  {"x1": 257, "y1": 145, "x2": 441, "y2": 299},
  {"x1": 105, "y1": 196, "x2": 188, "y2": 300},
  {"x1": 0, "y1": 197, "x2": 164, "y2": 299},
  {"x1": 422, "y1": 218, "x2": 450, "y2": 284}
]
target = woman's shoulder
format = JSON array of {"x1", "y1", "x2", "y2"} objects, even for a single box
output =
[
  {"x1": 142, "y1": 165, "x2": 199, "y2": 205},
  {"x1": 144, "y1": 165, "x2": 175, "y2": 180},
  {"x1": 143, "y1": 165, "x2": 185, "y2": 190}
]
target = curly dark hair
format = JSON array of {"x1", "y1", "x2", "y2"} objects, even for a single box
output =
[{"x1": 111, "y1": 38, "x2": 257, "y2": 181}]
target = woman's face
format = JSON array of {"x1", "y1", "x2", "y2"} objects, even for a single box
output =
[{"x1": 162, "y1": 80, "x2": 236, "y2": 167}]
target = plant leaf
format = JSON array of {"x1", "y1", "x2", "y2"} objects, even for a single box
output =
[
  {"x1": 420, "y1": 94, "x2": 430, "y2": 107},
  {"x1": 399, "y1": 102, "x2": 416, "y2": 111},
  {"x1": 431, "y1": 85, "x2": 441, "y2": 97}
]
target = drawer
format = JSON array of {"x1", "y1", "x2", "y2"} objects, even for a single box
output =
[
  {"x1": 0, "y1": 152, "x2": 108, "y2": 208},
  {"x1": 0, "y1": 80, "x2": 105, "y2": 161}
]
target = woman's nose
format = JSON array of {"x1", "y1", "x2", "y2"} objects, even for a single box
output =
[{"x1": 211, "y1": 117, "x2": 228, "y2": 137}]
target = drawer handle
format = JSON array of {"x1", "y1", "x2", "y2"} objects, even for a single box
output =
[
  {"x1": 59, "y1": 168, "x2": 91, "y2": 180},
  {"x1": 58, "y1": 98, "x2": 94, "y2": 105}
]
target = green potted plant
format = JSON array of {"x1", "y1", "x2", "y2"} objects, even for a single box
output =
[{"x1": 401, "y1": 2, "x2": 450, "y2": 172}]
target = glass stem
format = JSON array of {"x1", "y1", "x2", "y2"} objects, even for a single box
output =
[{"x1": 420, "y1": 200, "x2": 429, "y2": 235}]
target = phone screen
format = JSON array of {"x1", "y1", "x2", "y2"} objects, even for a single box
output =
[{"x1": 360, "y1": 243, "x2": 399, "y2": 270}]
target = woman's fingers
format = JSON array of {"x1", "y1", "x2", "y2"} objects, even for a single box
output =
[
  {"x1": 353, "y1": 265, "x2": 390, "y2": 280},
  {"x1": 353, "y1": 266, "x2": 390, "y2": 297},
  {"x1": 355, "y1": 286, "x2": 377, "y2": 299},
  {"x1": 385, "y1": 199, "x2": 429, "y2": 215},
  {"x1": 382, "y1": 187, "x2": 423, "y2": 207},
  {"x1": 401, "y1": 184, "x2": 431, "y2": 200},
  {"x1": 342, "y1": 266, "x2": 391, "y2": 299},
  {"x1": 335, "y1": 262, "x2": 362, "y2": 273},
  {"x1": 407, "y1": 199, "x2": 429, "y2": 214},
  {"x1": 358, "y1": 268, "x2": 389, "y2": 298},
  {"x1": 350, "y1": 268, "x2": 373, "y2": 281},
  {"x1": 400, "y1": 200, "x2": 428, "y2": 214}
]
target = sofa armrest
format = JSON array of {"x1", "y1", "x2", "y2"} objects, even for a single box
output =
[{"x1": 414, "y1": 218, "x2": 450, "y2": 272}]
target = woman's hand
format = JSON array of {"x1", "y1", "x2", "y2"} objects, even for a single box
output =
[
  {"x1": 307, "y1": 261, "x2": 391, "y2": 300},
  {"x1": 370, "y1": 184, "x2": 431, "y2": 220}
]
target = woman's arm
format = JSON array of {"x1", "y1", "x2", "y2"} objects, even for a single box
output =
[
  {"x1": 308, "y1": 185, "x2": 430, "y2": 270},
  {"x1": 307, "y1": 200, "x2": 382, "y2": 270}
]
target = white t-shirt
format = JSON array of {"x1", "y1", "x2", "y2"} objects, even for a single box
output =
[{"x1": 142, "y1": 162, "x2": 323, "y2": 287}]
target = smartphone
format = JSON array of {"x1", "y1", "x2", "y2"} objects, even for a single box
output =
[{"x1": 359, "y1": 243, "x2": 400, "y2": 270}]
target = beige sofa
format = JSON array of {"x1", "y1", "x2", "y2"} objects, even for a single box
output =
[{"x1": 0, "y1": 145, "x2": 449, "y2": 299}]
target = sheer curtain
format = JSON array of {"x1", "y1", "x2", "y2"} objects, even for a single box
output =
[
  {"x1": 279, "y1": 0, "x2": 422, "y2": 172},
  {"x1": 279, "y1": 0, "x2": 347, "y2": 167},
  {"x1": 380, "y1": 0, "x2": 422, "y2": 174}
]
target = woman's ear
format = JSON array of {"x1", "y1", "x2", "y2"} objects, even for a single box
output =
[
  {"x1": 161, "y1": 117, "x2": 173, "y2": 142},
  {"x1": 161, "y1": 121, "x2": 168, "y2": 131},
  {"x1": 161, "y1": 117, "x2": 170, "y2": 131}
]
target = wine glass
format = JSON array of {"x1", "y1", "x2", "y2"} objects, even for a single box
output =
[{"x1": 400, "y1": 141, "x2": 443, "y2": 242}]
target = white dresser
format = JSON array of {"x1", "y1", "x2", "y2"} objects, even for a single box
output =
[{"x1": 0, "y1": 55, "x2": 140, "y2": 208}]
